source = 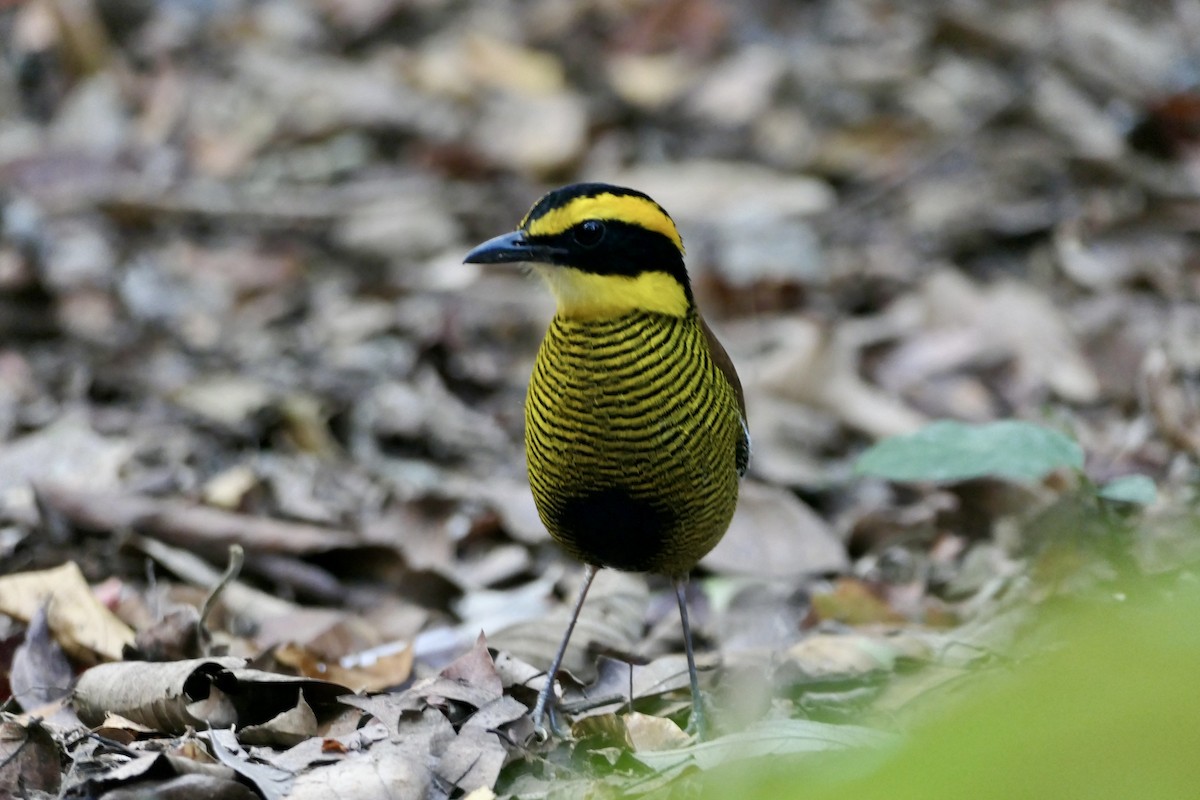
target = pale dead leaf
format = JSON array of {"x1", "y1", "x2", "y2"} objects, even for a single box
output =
[
  {"x1": 607, "y1": 53, "x2": 693, "y2": 110},
  {"x1": 704, "y1": 481, "x2": 848, "y2": 577},
  {"x1": 285, "y1": 742, "x2": 428, "y2": 800},
  {"x1": 170, "y1": 374, "x2": 272, "y2": 429},
  {"x1": 753, "y1": 317, "x2": 927, "y2": 439},
  {"x1": 463, "y1": 476, "x2": 549, "y2": 545},
  {"x1": 101, "y1": 774, "x2": 259, "y2": 800},
  {"x1": 562, "y1": 653, "x2": 714, "y2": 718},
  {"x1": 624, "y1": 712, "x2": 690, "y2": 752},
  {"x1": 10, "y1": 604, "x2": 74, "y2": 709},
  {"x1": 239, "y1": 691, "x2": 319, "y2": 748},
  {"x1": 93, "y1": 713, "x2": 155, "y2": 745},
  {"x1": 917, "y1": 271, "x2": 1099, "y2": 403},
  {"x1": 490, "y1": 571, "x2": 648, "y2": 684},
  {"x1": 0, "y1": 413, "x2": 130, "y2": 498},
  {"x1": 491, "y1": 650, "x2": 543, "y2": 691},
  {"x1": 202, "y1": 465, "x2": 261, "y2": 509},
  {"x1": 463, "y1": 695, "x2": 528, "y2": 731},
  {"x1": 433, "y1": 726, "x2": 506, "y2": 794},
  {"x1": 782, "y1": 634, "x2": 898, "y2": 684},
  {"x1": 262, "y1": 721, "x2": 389, "y2": 774},
  {"x1": 208, "y1": 728, "x2": 293, "y2": 800},
  {"x1": 462, "y1": 788, "x2": 498, "y2": 800},
  {"x1": 0, "y1": 562, "x2": 134, "y2": 663},
  {"x1": 473, "y1": 90, "x2": 588, "y2": 176},
  {"x1": 337, "y1": 694, "x2": 424, "y2": 738},
  {"x1": 610, "y1": 161, "x2": 834, "y2": 225}
]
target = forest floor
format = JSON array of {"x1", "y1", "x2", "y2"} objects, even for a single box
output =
[{"x1": 2, "y1": 0, "x2": 1199, "y2": 797}]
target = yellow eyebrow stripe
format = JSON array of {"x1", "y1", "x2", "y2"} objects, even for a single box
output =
[{"x1": 523, "y1": 192, "x2": 684, "y2": 252}]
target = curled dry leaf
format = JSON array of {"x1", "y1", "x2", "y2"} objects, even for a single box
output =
[
  {"x1": 0, "y1": 561, "x2": 134, "y2": 663},
  {"x1": 72, "y1": 658, "x2": 352, "y2": 734},
  {"x1": 239, "y1": 691, "x2": 320, "y2": 748},
  {"x1": 74, "y1": 752, "x2": 244, "y2": 800},
  {"x1": 100, "y1": 774, "x2": 260, "y2": 800}
]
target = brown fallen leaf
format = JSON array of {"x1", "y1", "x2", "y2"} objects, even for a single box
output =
[
  {"x1": 439, "y1": 633, "x2": 503, "y2": 702},
  {"x1": 274, "y1": 640, "x2": 413, "y2": 693},
  {"x1": 92, "y1": 713, "x2": 155, "y2": 746},
  {"x1": 131, "y1": 605, "x2": 203, "y2": 662},
  {"x1": 0, "y1": 719, "x2": 61, "y2": 796},
  {"x1": 0, "y1": 562, "x2": 134, "y2": 663},
  {"x1": 414, "y1": 670, "x2": 502, "y2": 713},
  {"x1": 810, "y1": 578, "x2": 907, "y2": 626}
]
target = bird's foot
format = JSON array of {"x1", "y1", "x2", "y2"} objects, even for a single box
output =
[{"x1": 684, "y1": 696, "x2": 708, "y2": 740}]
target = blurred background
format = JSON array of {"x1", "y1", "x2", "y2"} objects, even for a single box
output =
[{"x1": 2, "y1": 0, "x2": 1200, "y2": 761}]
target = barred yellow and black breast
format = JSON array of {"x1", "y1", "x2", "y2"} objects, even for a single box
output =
[{"x1": 526, "y1": 310, "x2": 742, "y2": 576}]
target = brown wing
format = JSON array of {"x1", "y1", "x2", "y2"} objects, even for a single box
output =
[{"x1": 700, "y1": 315, "x2": 750, "y2": 476}]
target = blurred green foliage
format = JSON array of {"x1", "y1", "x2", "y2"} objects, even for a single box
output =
[{"x1": 689, "y1": 573, "x2": 1200, "y2": 800}]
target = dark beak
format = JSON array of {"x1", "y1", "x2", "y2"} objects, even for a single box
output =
[{"x1": 463, "y1": 230, "x2": 563, "y2": 265}]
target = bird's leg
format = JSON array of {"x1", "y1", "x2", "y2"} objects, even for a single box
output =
[
  {"x1": 531, "y1": 563, "x2": 599, "y2": 740},
  {"x1": 674, "y1": 577, "x2": 707, "y2": 739}
]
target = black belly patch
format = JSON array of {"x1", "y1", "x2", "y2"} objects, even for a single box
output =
[{"x1": 554, "y1": 487, "x2": 674, "y2": 572}]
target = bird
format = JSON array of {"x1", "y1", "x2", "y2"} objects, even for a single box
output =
[{"x1": 464, "y1": 182, "x2": 748, "y2": 739}]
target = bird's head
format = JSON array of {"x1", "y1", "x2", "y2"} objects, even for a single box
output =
[{"x1": 464, "y1": 183, "x2": 692, "y2": 319}]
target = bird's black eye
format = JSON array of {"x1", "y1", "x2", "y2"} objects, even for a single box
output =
[{"x1": 573, "y1": 220, "x2": 606, "y2": 247}]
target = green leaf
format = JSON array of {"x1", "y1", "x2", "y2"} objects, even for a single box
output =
[
  {"x1": 854, "y1": 420, "x2": 1083, "y2": 484},
  {"x1": 1098, "y1": 475, "x2": 1157, "y2": 505}
]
